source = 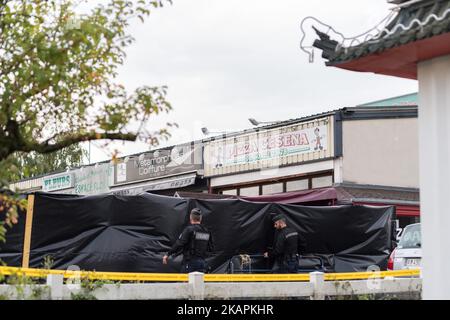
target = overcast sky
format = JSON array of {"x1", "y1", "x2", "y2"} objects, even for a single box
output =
[{"x1": 87, "y1": 0, "x2": 418, "y2": 163}]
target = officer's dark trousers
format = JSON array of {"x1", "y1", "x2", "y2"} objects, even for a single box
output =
[
  {"x1": 284, "y1": 258, "x2": 298, "y2": 273},
  {"x1": 183, "y1": 257, "x2": 206, "y2": 273},
  {"x1": 276, "y1": 257, "x2": 298, "y2": 273}
]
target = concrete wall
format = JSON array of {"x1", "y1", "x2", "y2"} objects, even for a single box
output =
[
  {"x1": 0, "y1": 272, "x2": 422, "y2": 300},
  {"x1": 342, "y1": 118, "x2": 419, "y2": 188}
]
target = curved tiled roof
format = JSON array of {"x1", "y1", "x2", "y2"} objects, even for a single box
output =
[{"x1": 313, "y1": 0, "x2": 450, "y2": 66}]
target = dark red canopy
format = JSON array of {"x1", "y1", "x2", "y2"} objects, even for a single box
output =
[
  {"x1": 176, "y1": 186, "x2": 420, "y2": 216},
  {"x1": 240, "y1": 187, "x2": 337, "y2": 204}
]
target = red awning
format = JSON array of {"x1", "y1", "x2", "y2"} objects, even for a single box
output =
[
  {"x1": 240, "y1": 187, "x2": 337, "y2": 204},
  {"x1": 353, "y1": 202, "x2": 420, "y2": 217},
  {"x1": 240, "y1": 187, "x2": 420, "y2": 217}
]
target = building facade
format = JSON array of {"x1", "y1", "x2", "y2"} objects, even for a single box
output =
[
  {"x1": 203, "y1": 94, "x2": 419, "y2": 227},
  {"x1": 10, "y1": 142, "x2": 206, "y2": 196},
  {"x1": 11, "y1": 94, "x2": 420, "y2": 226},
  {"x1": 203, "y1": 114, "x2": 335, "y2": 196}
]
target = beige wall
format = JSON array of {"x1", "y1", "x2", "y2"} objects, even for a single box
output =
[{"x1": 342, "y1": 118, "x2": 419, "y2": 188}]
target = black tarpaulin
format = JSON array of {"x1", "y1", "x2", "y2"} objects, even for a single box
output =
[
  {"x1": 0, "y1": 192, "x2": 26, "y2": 267},
  {"x1": 0, "y1": 192, "x2": 395, "y2": 273},
  {"x1": 0, "y1": 210, "x2": 25, "y2": 267}
]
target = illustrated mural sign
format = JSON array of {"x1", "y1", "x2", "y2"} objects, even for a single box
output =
[{"x1": 204, "y1": 118, "x2": 332, "y2": 176}]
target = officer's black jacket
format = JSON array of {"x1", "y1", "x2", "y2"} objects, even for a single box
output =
[
  {"x1": 271, "y1": 226, "x2": 306, "y2": 259},
  {"x1": 167, "y1": 224, "x2": 214, "y2": 260}
]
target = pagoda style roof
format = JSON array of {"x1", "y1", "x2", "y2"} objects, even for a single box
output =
[{"x1": 313, "y1": 0, "x2": 450, "y2": 79}]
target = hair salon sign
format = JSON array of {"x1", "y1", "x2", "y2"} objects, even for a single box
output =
[
  {"x1": 114, "y1": 144, "x2": 202, "y2": 185},
  {"x1": 204, "y1": 118, "x2": 332, "y2": 176}
]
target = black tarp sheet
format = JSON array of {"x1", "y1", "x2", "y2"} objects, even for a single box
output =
[
  {"x1": 0, "y1": 210, "x2": 26, "y2": 267},
  {"x1": 0, "y1": 192, "x2": 396, "y2": 273},
  {"x1": 0, "y1": 193, "x2": 26, "y2": 267}
]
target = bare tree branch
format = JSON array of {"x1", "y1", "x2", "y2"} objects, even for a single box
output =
[{"x1": 20, "y1": 131, "x2": 138, "y2": 154}]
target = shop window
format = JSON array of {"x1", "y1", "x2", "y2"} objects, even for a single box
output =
[
  {"x1": 262, "y1": 183, "x2": 283, "y2": 195},
  {"x1": 223, "y1": 189, "x2": 237, "y2": 196},
  {"x1": 311, "y1": 175, "x2": 333, "y2": 189},
  {"x1": 286, "y1": 179, "x2": 309, "y2": 192},
  {"x1": 239, "y1": 186, "x2": 260, "y2": 196}
]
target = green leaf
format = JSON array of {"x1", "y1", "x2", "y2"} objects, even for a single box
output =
[{"x1": 0, "y1": 0, "x2": 173, "y2": 186}]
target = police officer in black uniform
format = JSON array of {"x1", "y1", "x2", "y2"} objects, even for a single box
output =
[
  {"x1": 264, "y1": 214, "x2": 303, "y2": 273},
  {"x1": 162, "y1": 208, "x2": 213, "y2": 273}
]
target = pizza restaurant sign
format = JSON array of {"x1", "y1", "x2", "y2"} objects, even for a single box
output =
[{"x1": 204, "y1": 121, "x2": 330, "y2": 173}]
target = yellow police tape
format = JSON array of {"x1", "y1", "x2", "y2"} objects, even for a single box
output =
[
  {"x1": 0, "y1": 266, "x2": 420, "y2": 282},
  {"x1": 324, "y1": 269, "x2": 420, "y2": 281}
]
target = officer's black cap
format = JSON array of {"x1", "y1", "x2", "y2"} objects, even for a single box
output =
[
  {"x1": 191, "y1": 208, "x2": 202, "y2": 216},
  {"x1": 271, "y1": 214, "x2": 286, "y2": 222}
]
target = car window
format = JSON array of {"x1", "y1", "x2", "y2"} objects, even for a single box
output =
[{"x1": 398, "y1": 224, "x2": 421, "y2": 249}]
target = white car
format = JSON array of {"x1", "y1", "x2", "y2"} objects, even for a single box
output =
[{"x1": 388, "y1": 223, "x2": 421, "y2": 270}]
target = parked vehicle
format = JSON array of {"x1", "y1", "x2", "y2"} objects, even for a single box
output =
[{"x1": 388, "y1": 223, "x2": 421, "y2": 270}]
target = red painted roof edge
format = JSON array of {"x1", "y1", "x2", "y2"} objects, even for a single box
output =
[{"x1": 331, "y1": 32, "x2": 450, "y2": 80}]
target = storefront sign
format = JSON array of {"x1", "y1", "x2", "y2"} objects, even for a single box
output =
[
  {"x1": 113, "y1": 144, "x2": 202, "y2": 185},
  {"x1": 111, "y1": 174, "x2": 197, "y2": 195},
  {"x1": 144, "y1": 175, "x2": 196, "y2": 191},
  {"x1": 204, "y1": 118, "x2": 333, "y2": 176},
  {"x1": 74, "y1": 163, "x2": 113, "y2": 195},
  {"x1": 112, "y1": 187, "x2": 144, "y2": 196},
  {"x1": 43, "y1": 173, "x2": 74, "y2": 192}
]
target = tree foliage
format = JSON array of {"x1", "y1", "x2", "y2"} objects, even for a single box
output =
[
  {"x1": 0, "y1": 0, "x2": 174, "y2": 242},
  {"x1": 0, "y1": 0, "x2": 173, "y2": 161},
  {"x1": 0, "y1": 144, "x2": 86, "y2": 186}
]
